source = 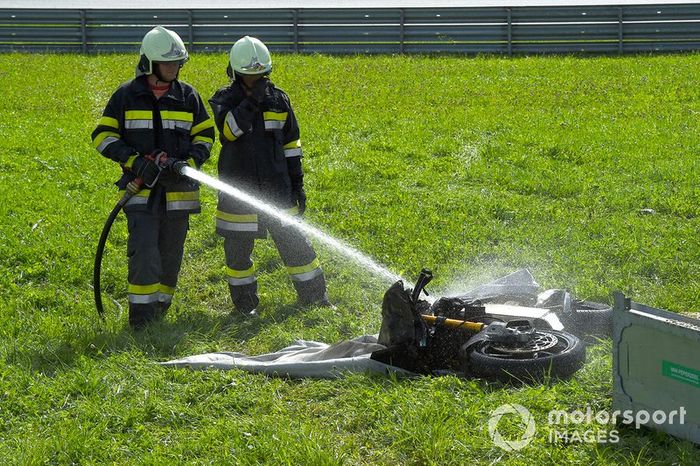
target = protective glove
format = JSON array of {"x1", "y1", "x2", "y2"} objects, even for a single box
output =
[
  {"x1": 249, "y1": 77, "x2": 270, "y2": 105},
  {"x1": 292, "y1": 187, "x2": 307, "y2": 217},
  {"x1": 131, "y1": 150, "x2": 165, "y2": 188},
  {"x1": 232, "y1": 98, "x2": 259, "y2": 133}
]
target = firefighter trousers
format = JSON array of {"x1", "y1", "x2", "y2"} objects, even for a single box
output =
[
  {"x1": 223, "y1": 221, "x2": 327, "y2": 313},
  {"x1": 125, "y1": 210, "x2": 189, "y2": 328}
]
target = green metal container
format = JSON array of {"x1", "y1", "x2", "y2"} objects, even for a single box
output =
[{"x1": 613, "y1": 292, "x2": 700, "y2": 444}]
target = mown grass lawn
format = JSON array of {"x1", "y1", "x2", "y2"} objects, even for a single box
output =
[{"x1": 0, "y1": 52, "x2": 698, "y2": 464}]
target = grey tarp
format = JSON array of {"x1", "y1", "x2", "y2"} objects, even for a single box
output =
[{"x1": 161, "y1": 335, "x2": 415, "y2": 378}]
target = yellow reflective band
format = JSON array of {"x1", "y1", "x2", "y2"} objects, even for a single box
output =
[
  {"x1": 191, "y1": 118, "x2": 214, "y2": 135},
  {"x1": 283, "y1": 139, "x2": 301, "y2": 149},
  {"x1": 166, "y1": 191, "x2": 199, "y2": 202},
  {"x1": 92, "y1": 131, "x2": 119, "y2": 148},
  {"x1": 161, "y1": 110, "x2": 193, "y2": 122},
  {"x1": 98, "y1": 116, "x2": 119, "y2": 129},
  {"x1": 125, "y1": 110, "x2": 153, "y2": 120},
  {"x1": 124, "y1": 154, "x2": 139, "y2": 169},
  {"x1": 222, "y1": 122, "x2": 237, "y2": 141},
  {"x1": 216, "y1": 210, "x2": 258, "y2": 222},
  {"x1": 118, "y1": 189, "x2": 150, "y2": 198},
  {"x1": 193, "y1": 135, "x2": 214, "y2": 144},
  {"x1": 226, "y1": 264, "x2": 256, "y2": 278},
  {"x1": 263, "y1": 111, "x2": 288, "y2": 121},
  {"x1": 159, "y1": 284, "x2": 176, "y2": 295},
  {"x1": 286, "y1": 258, "x2": 320, "y2": 275},
  {"x1": 128, "y1": 282, "x2": 160, "y2": 295}
]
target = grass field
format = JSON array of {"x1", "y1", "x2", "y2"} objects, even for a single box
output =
[{"x1": 0, "y1": 52, "x2": 698, "y2": 464}]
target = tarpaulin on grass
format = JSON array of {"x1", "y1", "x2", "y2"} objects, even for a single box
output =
[{"x1": 160, "y1": 335, "x2": 415, "y2": 378}]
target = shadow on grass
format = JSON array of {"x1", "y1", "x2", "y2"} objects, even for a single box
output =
[
  {"x1": 95, "y1": 303, "x2": 309, "y2": 358},
  {"x1": 15, "y1": 299, "x2": 314, "y2": 376}
]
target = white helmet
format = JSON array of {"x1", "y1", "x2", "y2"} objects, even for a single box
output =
[
  {"x1": 229, "y1": 36, "x2": 272, "y2": 76},
  {"x1": 136, "y1": 26, "x2": 188, "y2": 77}
]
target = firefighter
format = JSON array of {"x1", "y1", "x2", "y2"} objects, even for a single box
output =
[
  {"x1": 91, "y1": 26, "x2": 215, "y2": 329},
  {"x1": 209, "y1": 36, "x2": 332, "y2": 317}
]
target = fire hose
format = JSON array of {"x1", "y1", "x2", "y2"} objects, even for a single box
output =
[{"x1": 93, "y1": 153, "x2": 186, "y2": 320}]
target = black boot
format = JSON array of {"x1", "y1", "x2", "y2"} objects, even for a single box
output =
[
  {"x1": 129, "y1": 303, "x2": 159, "y2": 330},
  {"x1": 295, "y1": 275, "x2": 335, "y2": 309},
  {"x1": 229, "y1": 283, "x2": 259, "y2": 318}
]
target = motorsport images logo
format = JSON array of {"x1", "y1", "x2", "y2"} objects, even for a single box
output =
[
  {"x1": 487, "y1": 404, "x2": 536, "y2": 452},
  {"x1": 488, "y1": 403, "x2": 687, "y2": 451}
]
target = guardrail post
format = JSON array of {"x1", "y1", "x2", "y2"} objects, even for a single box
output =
[
  {"x1": 400, "y1": 8, "x2": 405, "y2": 54},
  {"x1": 507, "y1": 7, "x2": 513, "y2": 57},
  {"x1": 618, "y1": 7, "x2": 623, "y2": 55},
  {"x1": 188, "y1": 9, "x2": 194, "y2": 50},
  {"x1": 293, "y1": 8, "x2": 299, "y2": 53},
  {"x1": 80, "y1": 9, "x2": 87, "y2": 54}
]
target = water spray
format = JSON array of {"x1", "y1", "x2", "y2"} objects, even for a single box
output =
[
  {"x1": 181, "y1": 166, "x2": 404, "y2": 284},
  {"x1": 94, "y1": 164, "x2": 405, "y2": 319}
]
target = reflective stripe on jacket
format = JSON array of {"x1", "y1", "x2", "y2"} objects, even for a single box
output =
[{"x1": 91, "y1": 75, "x2": 215, "y2": 214}]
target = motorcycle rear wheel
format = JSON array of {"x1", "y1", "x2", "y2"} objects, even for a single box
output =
[{"x1": 467, "y1": 329, "x2": 585, "y2": 382}]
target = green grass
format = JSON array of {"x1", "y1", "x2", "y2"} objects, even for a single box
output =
[{"x1": 0, "y1": 52, "x2": 698, "y2": 464}]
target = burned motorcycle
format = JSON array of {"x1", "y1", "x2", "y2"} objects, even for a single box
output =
[{"x1": 371, "y1": 269, "x2": 587, "y2": 382}]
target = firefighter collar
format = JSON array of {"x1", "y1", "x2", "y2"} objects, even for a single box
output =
[{"x1": 131, "y1": 75, "x2": 186, "y2": 104}]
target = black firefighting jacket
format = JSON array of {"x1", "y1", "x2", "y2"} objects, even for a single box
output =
[
  {"x1": 91, "y1": 75, "x2": 215, "y2": 214},
  {"x1": 209, "y1": 79, "x2": 304, "y2": 237}
]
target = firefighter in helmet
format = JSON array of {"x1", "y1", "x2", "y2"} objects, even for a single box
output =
[
  {"x1": 91, "y1": 26, "x2": 215, "y2": 328},
  {"x1": 209, "y1": 36, "x2": 332, "y2": 317}
]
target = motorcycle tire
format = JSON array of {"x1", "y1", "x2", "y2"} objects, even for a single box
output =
[
  {"x1": 467, "y1": 329, "x2": 585, "y2": 383},
  {"x1": 565, "y1": 300, "x2": 613, "y2": 339}
]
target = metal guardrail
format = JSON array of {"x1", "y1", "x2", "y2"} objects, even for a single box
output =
[{"x1": 1, "y1": 5, "x2": 700, "y2": 54}]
